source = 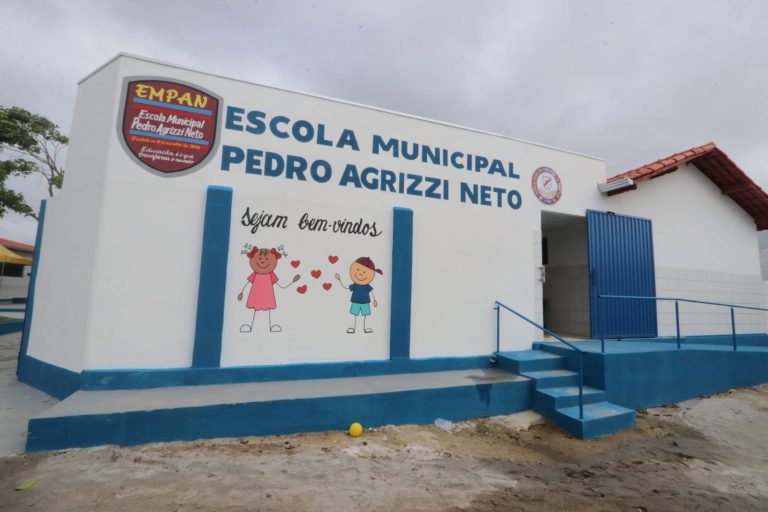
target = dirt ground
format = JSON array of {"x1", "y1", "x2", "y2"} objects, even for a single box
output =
[{"x1": 1, "y1": 385, "x2": 768, "y2": 511}]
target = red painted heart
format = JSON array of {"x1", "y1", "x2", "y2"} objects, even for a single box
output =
[
  {"x1": 290, "y1": 260, "x2": 301, "y2": 268},
  {"x1": 328, "y1": 255, "x2": 339, "y2": 264},
  {"x1": 311, "y1": 270, "x2": 322, "y2": 279},
  {"x1": 322, "y1": 282, "x2": 332, "y2": 291},
  {"x1": 297, "y1": 285, "x2": 308, "y2": 294}
]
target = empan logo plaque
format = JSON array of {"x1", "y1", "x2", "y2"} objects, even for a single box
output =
[{"x1": 119, "y1": 78, "x2": 220, "y2": 175}]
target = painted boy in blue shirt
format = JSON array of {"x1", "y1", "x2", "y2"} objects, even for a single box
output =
[{"x1": 335, "y1": 256, "x2": 383, "y2": 334}]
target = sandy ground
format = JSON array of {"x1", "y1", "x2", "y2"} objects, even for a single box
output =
[
  {"x1": 2, "y1": 390, "x2": 767, "y2": 511},
  {"x1": 2, "y1": 330, "x2": 768, "y2": 511}
]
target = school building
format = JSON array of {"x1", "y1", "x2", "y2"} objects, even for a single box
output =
[{"x1": 16, "y1": 54, "x2": 768, "y2": 449}]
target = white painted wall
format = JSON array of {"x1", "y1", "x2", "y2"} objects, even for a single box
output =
[
  {"x1": 763, "y1": 281, "x2": 768, "y2": 330},
  {"x1": 533, "y1": 232, "x2": 544, "y2": 328},
  {"x1": 84, "y1": 180, "x2": 204, "y2": 369},
  {"x1": 26, "y1": 182, "x2": 104, "y2": 371},
  {"x1": 26, "y1": 54, "x2": 765, "y2": 373},
  {"x1": 26, "y1": 60, "x2": 120, "y2": 371},
  {"x1": 760, "y1": 249, "x2": 768, "y2": 279},
  {"x1": 26, "y1": 55, "x2": 608, "y2": 370},
  {"x1": 606, "y1": 163, "x2": 761, "y2": 275}
]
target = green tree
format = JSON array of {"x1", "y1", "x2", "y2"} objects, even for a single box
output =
[{"x1": 0, "y1": 106, "x2": 68, "y2": 220}]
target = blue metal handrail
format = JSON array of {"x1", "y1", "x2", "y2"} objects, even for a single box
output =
[
  {"x1": 494, "y1": 301, "x2": 585, "y2": 419},
  {"x1": 599, "y1": 294, "x2": 768, "y2": 351}
]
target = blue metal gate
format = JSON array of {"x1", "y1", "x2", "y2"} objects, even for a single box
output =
[{"x1": 588, "y1": 210, "x2": 658, "y2": 338}]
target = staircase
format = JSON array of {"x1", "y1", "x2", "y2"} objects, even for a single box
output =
[{"x1": 496, "y1": 349, "x2": 635, "y2": 439}]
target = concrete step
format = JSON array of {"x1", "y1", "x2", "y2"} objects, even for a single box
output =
[
  {"x1": 496, "y1": 350, "x2": 565, "y2": 373},
  {"x1": 520, "y1": 369, "x2": 579, "y2": 389},
  {"x1": 534, "y1": 385, "x2": 607, "y2": 411},
  {"x1": 553, "y1": 401, "x2": 636, "y2": 439},
  {"x1": 26, "y1": 368, "x2": 531, "y2": 452},
  {"x1": 513, "y1": 358, "x2": 633, "y2": 439}
]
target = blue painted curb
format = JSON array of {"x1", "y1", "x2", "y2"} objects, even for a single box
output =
[{"x1": 27, "y1": 379, "x2": 532, "y2": 451}]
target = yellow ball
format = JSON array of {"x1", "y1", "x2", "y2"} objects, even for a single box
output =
[{"x1": 349, "y1": 422, "x2": 363, "y2": 437}]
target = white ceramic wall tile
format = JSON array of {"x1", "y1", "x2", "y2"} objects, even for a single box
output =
[{"x1": 655, "y1": 266, "x2": 766, "y2": 335}]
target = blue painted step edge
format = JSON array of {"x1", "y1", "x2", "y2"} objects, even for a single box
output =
[
  {"x1": 534, "y1": 386, "x2": 606, "y2": 411},
  {"x1": 496, "y1": 350, "x2": 565, "y2": 373},
  {"x1": 521, "y1": 369, "x2": 579, "y2": 389},
  {"x1": 554, "y1": 402, "x2": 636, "y2": 439}
]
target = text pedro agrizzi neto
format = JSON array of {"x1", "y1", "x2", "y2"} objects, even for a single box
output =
[{"x1": 220, "y1": 106, "x2": 523, "y2": 209}]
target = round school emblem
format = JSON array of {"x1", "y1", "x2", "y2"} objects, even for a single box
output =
[
  {"x1": 118, "y1": 78, "x2": 221, "y2": 176},
  {"x1": 532, "y1": 166, "x2": 562, "y2": 205}
]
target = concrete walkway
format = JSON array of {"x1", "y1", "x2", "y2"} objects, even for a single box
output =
[
  {"x1": 0, "y1": 332, "x2": 56, "y2": 457},
  {"x1": 40, "y1": 368, "x2": 525, "y2": 419}
]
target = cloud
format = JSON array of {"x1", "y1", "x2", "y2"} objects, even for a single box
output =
[{"x1": 1, "y1": 0, "x2": 766, "y2": 243}]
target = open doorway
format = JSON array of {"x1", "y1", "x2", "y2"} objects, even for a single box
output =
[{"x1": 541, "y1": 211, "x2": 590, "y2": 338}]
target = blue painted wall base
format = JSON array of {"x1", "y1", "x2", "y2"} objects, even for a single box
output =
[
  {"x1": 534, "y1": 334, "x2": 768, "y2": 410},
  {"x1": 19, "y1": 333, "x2": 768, "y2": 448},
  {"x1": 17, "y1": 354, "x2": 495, "y2": 398},
  {"x1": 17, "y1": 356, "x2": 81, "y2": 400}
]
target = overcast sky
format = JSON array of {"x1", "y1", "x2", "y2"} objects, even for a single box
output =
[{"x1": 1, "y1": 0, "x2": 766, "y2": 244}]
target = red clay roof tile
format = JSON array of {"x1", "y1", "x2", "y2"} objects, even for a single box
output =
[
  {"x1": 0, "y1": 237, "x2": 34, "y2": 252},
  {"x1": 606, "y1": 143, "x2": 768, "y2": 230}
]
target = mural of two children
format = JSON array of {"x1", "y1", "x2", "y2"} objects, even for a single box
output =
[{"x1": 237, "y1": 247, "x2": 383, "y2": 334}]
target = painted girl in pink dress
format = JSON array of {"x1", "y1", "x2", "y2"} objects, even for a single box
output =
[{"x1": 237, "y1": 247, "x2": 300, "y2": 333}]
